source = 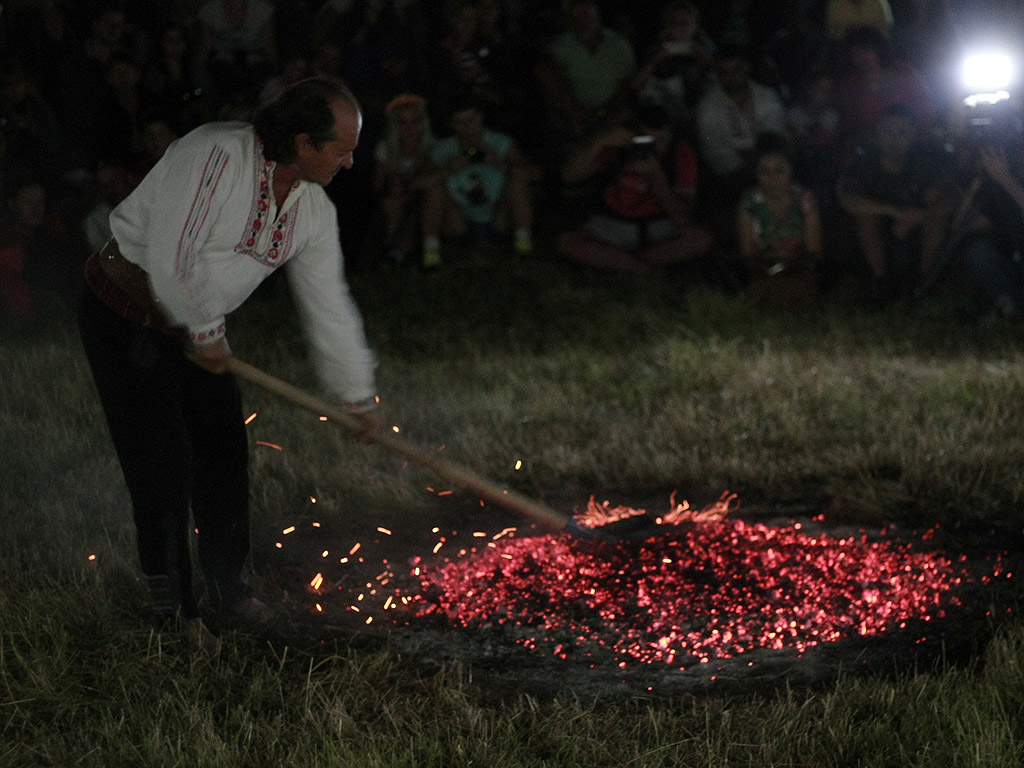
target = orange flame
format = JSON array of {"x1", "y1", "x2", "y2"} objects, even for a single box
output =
[{"x1": 574, "y1": 491, "x2": 736, "y2": 529}]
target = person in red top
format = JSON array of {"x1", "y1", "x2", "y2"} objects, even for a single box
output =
[
  {"x1": 557, "y1": 102, "x2": 711, "y2": 272},
  {"x1": 836, "y1": 25, "x2": 936, "y2": 157},
  {"x1": 0, "y1": 175, "x2": 81, "y2": 321}
]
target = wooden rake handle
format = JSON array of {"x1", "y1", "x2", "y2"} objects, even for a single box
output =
[{"x1": 226, "y1": 357, "x2": 572, "y2": 532}]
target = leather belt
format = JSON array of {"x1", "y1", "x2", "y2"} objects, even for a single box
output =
[{"x1": 85, "y1": 239, "x2": 186, "y2": 340}]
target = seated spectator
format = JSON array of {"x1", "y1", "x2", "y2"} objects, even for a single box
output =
[
  {"x1": 696, "y1": 46, "x2": 788, "y2": 182},
  {"x1": 429, "y1": 1, "x2": 492, "y2": 113},
  {"x1": 196, "y1": 0, "x2": 277, "y2": 102},
  {"x1": 835, "y1": 25, "x2": 936, "y2": 158},
  {"x1": 331, "y1": 0, "x2": 425, "y2": 121},
  {"x1": 757, "y1": 4, "x2": 830, "y2": 100},
  {"x1": 736, "y1": 132, "x2": 822, "y2": 310},
  {"x1": 141, "y1": 22, "x2": 212, "y2": 132},
  {"x1": 52, "y1": 3, "x2": 138, "y2": 171},
  {"x1": 372, "y1": 93, "x2": 438, "y2": 266},
  {"x1": 4, "y1": 0, "x2": 72, "y2": 98},
  {"x1": 0, "y1": 187, "x2": 38, "y2": 320},
  {"x1": 556, "y1": 102, "x2": 712, "y2": 273},
  {"x1": 631, "y1": 1, "x2": 715, "y2": 137},
  {"x1": 80, "y1": 3, "x2": 136, "y2": 67},
  {"x1": 0, "y1": 175, "x2": 82, "y2": 319},
  {"x1": 429, "y1": 0, "x2": 533, "y2": 148},
  {"x1": 315, "y1": 0, "x2": 426, "y2": 53},
  {"x1": 313, "y1": 0, "x2": 426, "y2": 272},
  {"x1": 472, "y1": 0, "x2": 548, "y2": 160},
  {"x1": 695, "y1": 45, "x2": 788, "y2": 241},
  {"x1": 258, "y1": 52, "x2": 312, "y2": 106},
  {"x1": 498, "y1": 0, "x2": 564, "y2": 56},
  {"x1": 534, "y1": 0, "x2": 637, "y2": 148},
  {"x1": 826, "y1": 0, "x2": 894, "y2": 43},
  {"x1": 475, "y1": 0, "x2": 526, "y2": 80},
  {"x1": 787, "y1": 67, "x2": 841, "y2": 200},
  {"x1": 954, "y1": 147, "x2": 1024, "y2": 324},
  {"x1": 420, "y1": 98, "x2": 537, "y2": 269},
  {"x1": 82, "y1": 158, "x2": 136, "y2": 254},
  {"x1": 136, "y1": 111, "x2": 181, "y2": 177},
  {"x1": 836, "y1": 103, "x2": 954, "y2": 301},
  {"x1": 0, "y1": 58, "x2": 67, "y2": 185},
  {"x1": 92, "y1": 54, "x2": 147, "y2": 164}
]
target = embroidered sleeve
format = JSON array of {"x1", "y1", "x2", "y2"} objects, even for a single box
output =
[{"x1": 284, "y1": 197, "x2": 378, "y2": 403}]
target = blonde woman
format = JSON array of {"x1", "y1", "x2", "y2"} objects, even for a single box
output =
[{"x1": 372, "y1": 93, "x2": 437, "y2": 265}]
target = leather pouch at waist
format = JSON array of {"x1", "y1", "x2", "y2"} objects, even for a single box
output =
[{"x1": 85, "y1": 239, "x2": 187, "y2": 341}]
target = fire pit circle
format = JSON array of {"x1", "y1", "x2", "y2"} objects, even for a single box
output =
[{"x1": 281, "y1": 495, "x2": 1019, "y2": 699}]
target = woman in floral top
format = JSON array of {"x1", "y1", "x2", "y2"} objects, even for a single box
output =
[{"x1": 736, "y1": 132, "x2": 822, "y2": 310}]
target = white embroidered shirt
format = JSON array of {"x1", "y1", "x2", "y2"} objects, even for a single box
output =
[{"x1": 109, "y1": 122, "x2": 377, "y2": 404}]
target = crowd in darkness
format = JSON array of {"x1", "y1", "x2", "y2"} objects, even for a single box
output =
[{"x1": 3, "y1": 0, "x2": 1024, "y2": 322}]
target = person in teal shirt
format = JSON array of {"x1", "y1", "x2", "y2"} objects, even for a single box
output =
[{"x1": 420, "y1": 98, "x2": 536, "y2": 268}]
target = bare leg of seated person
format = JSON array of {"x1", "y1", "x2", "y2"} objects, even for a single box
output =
[
  {"x1": 854, "y1": 213, "x2": 889, "y2": 280},
  {"x1": 557, "y1": 230, "x2": 652, "y2": 273},
  {"x1": 640, "y1": 228, "x2": 714, "y2": 266}
]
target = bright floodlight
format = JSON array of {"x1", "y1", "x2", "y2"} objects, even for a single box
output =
[{"x1": 964, "y1": 52, "x2": 1014, "y2": 91}]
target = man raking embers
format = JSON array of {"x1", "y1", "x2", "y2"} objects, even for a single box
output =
[{"x1": 79, "y1": 78, "x2": 381, "y2": 650}]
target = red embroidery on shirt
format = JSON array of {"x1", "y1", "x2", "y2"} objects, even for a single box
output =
[{"x1": 235, "y1": 143, "x2": 299, "y2": 267}]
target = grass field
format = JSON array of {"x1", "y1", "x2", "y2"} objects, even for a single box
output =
[{"x1": 3, "y1": 249, "x2": 1024, "y2": 766}]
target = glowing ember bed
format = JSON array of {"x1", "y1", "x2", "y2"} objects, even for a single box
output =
[{"x1": 296, "y1": 495, "x2": 1015, "y2": 689}]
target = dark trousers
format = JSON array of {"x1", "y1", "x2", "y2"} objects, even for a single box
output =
[
  {"x1": 963, "y1": 235, "x2": 1024, "y2": 314},
  {"x1": 78, "y1": 287, "x2": 250, "y2": 618}
]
